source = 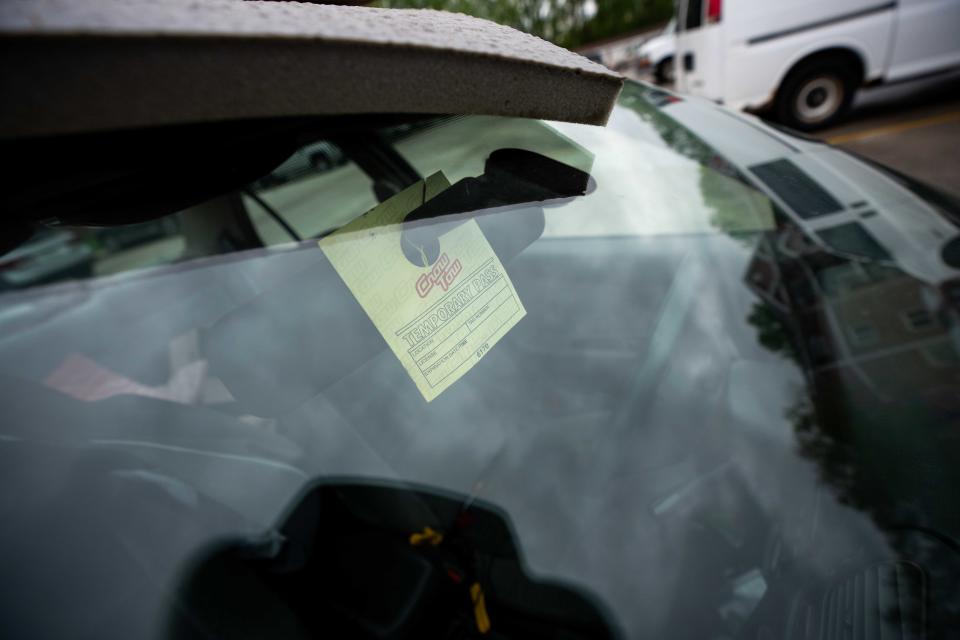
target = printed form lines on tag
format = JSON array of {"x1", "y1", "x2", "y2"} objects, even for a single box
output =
[
  {"x1": 409, "y1": 280, "x2": 512, "y2": 364},
  {"x1": 417, "y1": 293, "x2": 522, "y2": 389}
]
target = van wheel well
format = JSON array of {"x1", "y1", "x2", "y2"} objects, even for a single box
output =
[
  {"x1": 655, "y1": 56, "x2": 675, "y2": 84},
  {"x1": 784, "y1": 48, "x2": 865, "y2": 86},
  {"x1": 772, "y1": 48, "x2": 864, "y2": 130}
]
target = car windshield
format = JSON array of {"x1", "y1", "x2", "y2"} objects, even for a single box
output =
[{"x1": 2, "y1": 82, "x2": 959, "y2": 639}]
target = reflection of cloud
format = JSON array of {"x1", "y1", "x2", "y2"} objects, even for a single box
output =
[{"x1": 547, "y1": 120, "x2": 712, "y2": 238}]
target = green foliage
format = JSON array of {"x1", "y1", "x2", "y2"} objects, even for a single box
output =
[
  {"x1": 746, "y1": 303, "x2": 799, "y2": 362},
  {"x1": 373, "y1": 0, "x2": 673, "y2": 49}
]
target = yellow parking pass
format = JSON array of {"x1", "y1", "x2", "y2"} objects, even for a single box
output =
[{"x1": 320, "y1": 172, "x2": 526, "y2": 402}]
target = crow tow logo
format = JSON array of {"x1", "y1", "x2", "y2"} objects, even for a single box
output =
[{"x1": 415, "y1": 253, "x2": 462, "y2": 298}]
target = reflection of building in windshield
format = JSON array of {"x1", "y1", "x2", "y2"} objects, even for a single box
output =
[
  {"x1": 744, "y1": 217, "x2": 960, "y2": 636},
  {"x1": 745, "y1": 220, "x2": 960, "y2": 408}
]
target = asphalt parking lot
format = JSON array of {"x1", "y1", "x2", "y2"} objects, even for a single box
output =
[{"x1": 816, "y1": 70, "x2": 960, "y2": 200}]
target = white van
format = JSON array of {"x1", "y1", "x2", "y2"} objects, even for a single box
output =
[
  {"x1": 636, "y1": 19, "x2": 677, "y2": 83},
  {"x1": 674, "y1": 0, "x2": 960, "y2": 129}
]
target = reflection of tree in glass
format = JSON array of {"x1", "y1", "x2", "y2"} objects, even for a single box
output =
[
  {"x1": 623, "y1": 83, "x2": 960, "y2": 629},
  {"x1": 374, "y1": 0, "x2": 674, "y2": 49},
  {"x1": 745, "y1": 252, "x2": 960, "y2": 633},
  {"x1": 698, "y1": 166, "x2": 776, "y2": 241},
  {"x1": 619, "y1": 86, "x2": 776, "y2": 240},
  {"x1": 619, "y1": 87, "x2": 716, "y2": 164},
  {"x1": 747, "y1": 303, "x2": 799, "y2": 362}
]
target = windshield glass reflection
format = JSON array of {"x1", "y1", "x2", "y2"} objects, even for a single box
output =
[{"x1": 1, "y1": 83, "x2": 959, "y2": 638}]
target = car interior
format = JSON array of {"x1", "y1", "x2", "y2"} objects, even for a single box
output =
[{"x1": 168, "y1": 481, "x2": 621, "y2": 640}]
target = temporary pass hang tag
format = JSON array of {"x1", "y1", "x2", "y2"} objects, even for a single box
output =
[{"x1": 319, "y1": 172, "x2": 526, "y2": 402}]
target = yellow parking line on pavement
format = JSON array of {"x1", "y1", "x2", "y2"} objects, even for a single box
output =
[{"x1": 826, "y1": 110, "x2": 960, "y2": 145}]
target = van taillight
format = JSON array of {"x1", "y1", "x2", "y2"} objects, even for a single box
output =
[{"x1": 707, "y1": 0, "x2": 722, "y2": 23}]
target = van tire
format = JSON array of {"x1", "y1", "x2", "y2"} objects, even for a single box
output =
[
  {"x1": 655, "y1": 57, "x2": 675, "y2": 85},
  {"x1": 775, "y1": 57, "x2": 858, "y2": 131}
]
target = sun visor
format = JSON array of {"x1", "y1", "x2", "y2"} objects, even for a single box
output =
[{"x1": 0, "y1": 0, "x2": 624, "y2": 138}]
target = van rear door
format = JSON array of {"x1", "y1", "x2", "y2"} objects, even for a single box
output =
[{"x1": 675, "y1": 0, "x2": 726, "y2": 101}]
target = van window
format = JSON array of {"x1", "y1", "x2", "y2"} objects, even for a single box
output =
[{"x1": 684, "y1": 0, "x2": 703, "y2": 31}]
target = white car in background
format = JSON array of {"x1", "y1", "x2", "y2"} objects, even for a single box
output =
[
  {"x1": 675, "y1": 0, "x2": 960, "y2": 129},
  {"x1": 636, "y1": 18, "x2": 676, "y2": 84}
]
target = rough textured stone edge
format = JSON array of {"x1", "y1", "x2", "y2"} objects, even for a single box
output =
[{"x1": 1, "y1": 35, "x2": 623, "y2": 138}]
